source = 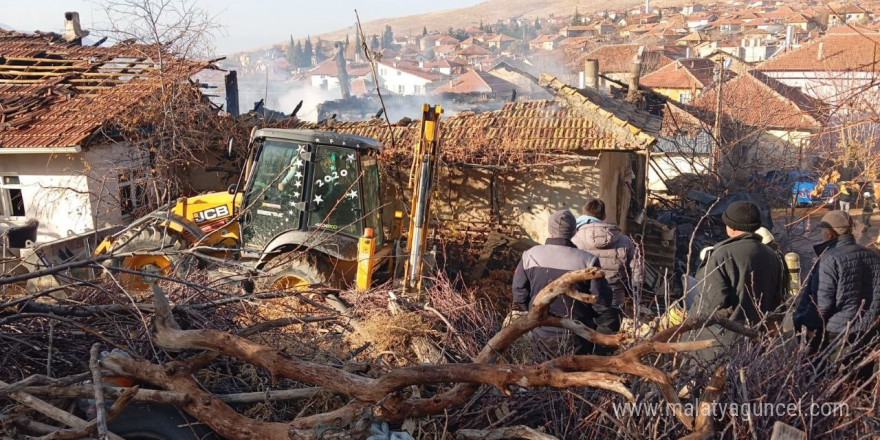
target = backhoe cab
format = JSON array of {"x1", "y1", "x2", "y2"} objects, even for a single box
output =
[{"x1": 95, "y1": 104, "x2": 443, "y2": 293}]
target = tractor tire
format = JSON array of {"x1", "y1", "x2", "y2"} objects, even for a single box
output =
[
  {"x1": 107, "y1": 402, "x2": 217, "y2": 440},
  {"x1": 266, "y1": 255, "x2": 332, "y2": 291},
  {"x1": 108, "y1": 226, "x2": 185, "y2": 290}
]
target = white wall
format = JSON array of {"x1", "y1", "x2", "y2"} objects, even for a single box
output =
[
  {"x1": 0, "y1": 142, "x2": 149, "y2": 243},
  {"x1": 0, "y1": 153, "x2": 93, "y2": 242},
  {"x1": 377, "y1": 64, "x2": 433, "y2": 95}
]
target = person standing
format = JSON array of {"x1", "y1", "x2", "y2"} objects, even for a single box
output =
[
  {"x1": 512, "y1": 210, "x2": 614, "y2": 356},
  {"x1": 809, "y1": 211, "x2": 880, "y2": 380},
  {"x1": 690, "y1": 201, "x2": 785, "y2": 323},
  {"x1": 861, "y1": 192, "x2": 876, "y2": 230},
  {"x1": 838, "y1": 183, "x2": 853, "y2": 213},
  {"x1": 571, "y1": 198, "x2": 640, "y2": 333}
]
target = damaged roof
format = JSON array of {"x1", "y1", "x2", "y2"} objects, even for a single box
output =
[
  {"x1": 0, "y1": 29, "x2": 213, "y2": 149},
  {"x1": 295, "y1": 77, "x2": 659, "y2": 164}
]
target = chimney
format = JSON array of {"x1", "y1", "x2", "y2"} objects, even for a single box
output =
[
  {"x1": 62, "y1": 11, "x2": 89, "y2": 44},
  {"x1": 817, "y1": 41, "x2": 824, "y2": 60},
  {"x1": 785, "y1": 24, "x2": 793, "y2": 47},
  {"x1": 626, "y1": 46, "x2": 644, "y2": 102},
  {"x1": 685, "y1": 45, "x2": 692, "y2": 58},
  {"x1": 585, "y1": 58, "x2": 599, "y2": 89}
]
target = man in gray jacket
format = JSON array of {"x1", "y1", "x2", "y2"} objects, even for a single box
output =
[
  {"x1": 572, "y1": 198, "x2": 640, "y2": 329},
  {"x1": 512, "y1": 210, "x2": 614, "y2": 356}
]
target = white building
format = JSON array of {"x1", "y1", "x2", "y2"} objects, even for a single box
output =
[{"x1": 376, "y1": 61, "x2": 441, "y2": 95}]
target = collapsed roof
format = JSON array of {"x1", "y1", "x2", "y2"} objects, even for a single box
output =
[{"x1": 0, "y1": 29, "x2": 215, "y2": 149}]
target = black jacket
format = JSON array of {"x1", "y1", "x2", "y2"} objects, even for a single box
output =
[
  {"x1": 512, "y1": 238, "x2": 613, "y2": 338},
  {"x1": 815, "y1": 234, "x2": 880, "y2": 334},
  {"x1": 793, "y1": 238, "x2": 837, "y2": 331},
  {"x1": 690, "y1": 232, "x2": 785, "y2": 323}
]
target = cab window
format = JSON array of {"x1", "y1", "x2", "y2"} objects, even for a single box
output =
[{"x1": 308, "y1": 145, "x2": 362, "y2": 236}]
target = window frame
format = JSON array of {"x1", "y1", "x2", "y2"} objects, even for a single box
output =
[
  {"x1": 117, "y1": 168, "x2": 151, "y2": 218},
  {"x1": 0, "y1": 175, "x2": 26, "y2": 219}
]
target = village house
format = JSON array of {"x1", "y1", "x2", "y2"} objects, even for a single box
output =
[
  {"x1": 431, "y1": 69, "x2": 518, "y2": 96},
  {"x1": 692, "y1": 70, "x2": 824, "y2": 173},
  {"x1": 529, "y1": 34, "x2": 565, "y2": 51},
  {"x1": 307, "y1": 59, "x2": 372, "y2": 92},
  {"x1": 583, "y1": 44, "x2": 678, "y2": 87},
  {"x1": 0, "y1": 22, "x2": 215, "y2": 242},
  {"x1": 376, "y1": 61, "x2": 442, "y2": 95},
  {"x1": 827, "y1": 3, "x2": 870, "y2": 26},
  {"x1": 640, "y1": 58, "x2": 717, "y2": 104},
  {"x1": 757, "y1": 28, "x2": 880, "y2": 104},
  {"x1": 317, "y1": 74, "x2": 673, "y2": 275}
]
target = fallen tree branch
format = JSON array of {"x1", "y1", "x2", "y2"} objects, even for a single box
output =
[
  {"x1": 456, "y1": 425, "x2": 559, "y2": 439},
  {"x1": 28, "y1": 386, "x2": 138, "y2": 440},
  {"x1": 0, "y1": 379, "x2": 125, "y2": 440},
  {"x1": 88, "y1": 344, "x2": 109, "y2": 440}
]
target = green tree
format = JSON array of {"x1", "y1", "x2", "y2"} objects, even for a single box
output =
[
  {"x1": 315, "y1": 37, "x2": 325, "y2": 62},
  {"x1": 535, "y1": 17, "x2": 541, "y2": 30},
  {"x1": 382, "y1": 25, "x2": 394, "y2": 49},
  {"x1": 571, "y1": 8, "x2": 582, "y2": 25},
  {"x1": 422, "y1": 26, "x2": 427, "y2": 36},
  {"x1": 370, "y1": 34, "x2": 380, "y2": 50},
  {"x1": 286, "y1": 35, "x2": 296, "y2": 65},
  {"x1": 303, "y1": 36, "x2": 313, "y2": 67}
]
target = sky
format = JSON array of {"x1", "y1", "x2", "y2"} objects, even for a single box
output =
[{"x1": 2, "y1": 0, "x2": 486, "y2": 55}]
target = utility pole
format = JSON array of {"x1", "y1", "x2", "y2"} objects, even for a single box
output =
[{"x1": 712, "y1": 56, "x2": 724, "y2": 184}]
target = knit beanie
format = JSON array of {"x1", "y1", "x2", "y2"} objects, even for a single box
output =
[
  {"x1": 722, "y1": 201, "x2": 762, "y2": 232},
  {"x1": 548, "y1": 210, "x2": 576, "y2": 239},
  {"x1": 818, "y1": 210, "x2": 852, "y2": 235}
]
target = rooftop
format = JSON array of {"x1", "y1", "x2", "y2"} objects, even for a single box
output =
[{"x1": 0, "y1": 29, "x2": 212, "y2": 149}]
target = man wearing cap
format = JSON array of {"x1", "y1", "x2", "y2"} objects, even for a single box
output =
[
  {"x1": 690, "y1": 201, "x2": 785, "y2": 324},
  {"x1": 512, "y1": 210, "x2": 614, "y2": 356},
  {"x1": 797, "y1": 211, "x2": 880, "y2": 379}
]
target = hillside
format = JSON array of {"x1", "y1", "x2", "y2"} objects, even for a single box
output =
[{"x1": 280, "y1": 0, "x2": 642, "y2": 48}]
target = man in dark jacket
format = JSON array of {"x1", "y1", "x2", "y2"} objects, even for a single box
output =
[
  {"x1": 690, "y1": 201, "x2": 785, "y2": 324},
  {"x1": 512, "y1": 210, "x2": 614, "y2": 356},
  {"x1": 794, "y1": 210, "x2": 880, "y2": 380},
  {"x1": 572, "y1": 198, "x2": 640, "y2": 329}
]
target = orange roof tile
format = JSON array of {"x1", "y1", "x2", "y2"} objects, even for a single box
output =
[
  {"x1": 693, "y1": 70, "x2": 823, "y2": 131},
  {"x1": 583, "y1": 44, "x2": 677, "y2": 74},
  {"x1": 640, "y1": 58, "x2": 717, "y2": 90},
  {"x1": 431, "y1": 69, "x2": 517, "y2": 94},
  {"x1": 0, "y1": 29, "x2": 213, "y2": 149},
  {"x1": 758, "y1": 30, "x2": 880, "y2": 72}
]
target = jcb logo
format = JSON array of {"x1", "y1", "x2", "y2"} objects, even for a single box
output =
[{"x1": 193, "y1": 205, "x2": 230, "y2": 223}]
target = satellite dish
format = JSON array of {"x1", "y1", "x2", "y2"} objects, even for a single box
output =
[{"x1": 723, "y1": 58, "x2": 733, "y2": 70}]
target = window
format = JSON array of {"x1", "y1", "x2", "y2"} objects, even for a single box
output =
[
  {"x1": 398, "y1": 85, "x2": 406, "y2": 94},
  {"x1": 679, "y1": 91, "x2": 692, "y2": 104},
  {"x1": 308, "y1": 145, "x2": 362, "y2": 237},
  {"x1": 0, "y1": 176, "x2": 25, "y2": 218},
  {"x1": 397, "y1": 70, "x2": 401, "y2": 76},
  {"x1": 118, "y1": 169, "x2": 150, "y2": 217},
  {"x1": 414, "y1": 84, "x2": 422, "y2": 95}
]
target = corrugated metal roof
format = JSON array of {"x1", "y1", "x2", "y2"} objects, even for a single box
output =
[{"x1": 0, "y1": 29, "x2": 213, "y2": 149}]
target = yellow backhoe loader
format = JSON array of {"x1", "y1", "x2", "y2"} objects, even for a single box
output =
[{"x1": 90, "y1": 104, "x2": 444, "y2": 292}]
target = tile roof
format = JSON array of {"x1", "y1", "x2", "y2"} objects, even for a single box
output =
[
  {"x1": 640, "y1": 58, "x2": 717, "y2": 90},
  {"x1": 583, "y1": 44, "x2": 677, "y2": 74},
  {"x1": 293, "y1": 84, "x2": 660, "y2": 163},
  {"x1": 757, "y1": 30, "x2": 880, "y2": 72},
  {"x1": 692, "y1": 70, "x2": 824, "y2": 131},
  {"x1": 0, "y1": 29, "x2": 212, "y2": 149},
  {"x1": 431, "y1": 69, "x2": 517, "y2": 94},
  {"x1": 539, "y1": 74, "x2": 659, "y2": 148}
]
